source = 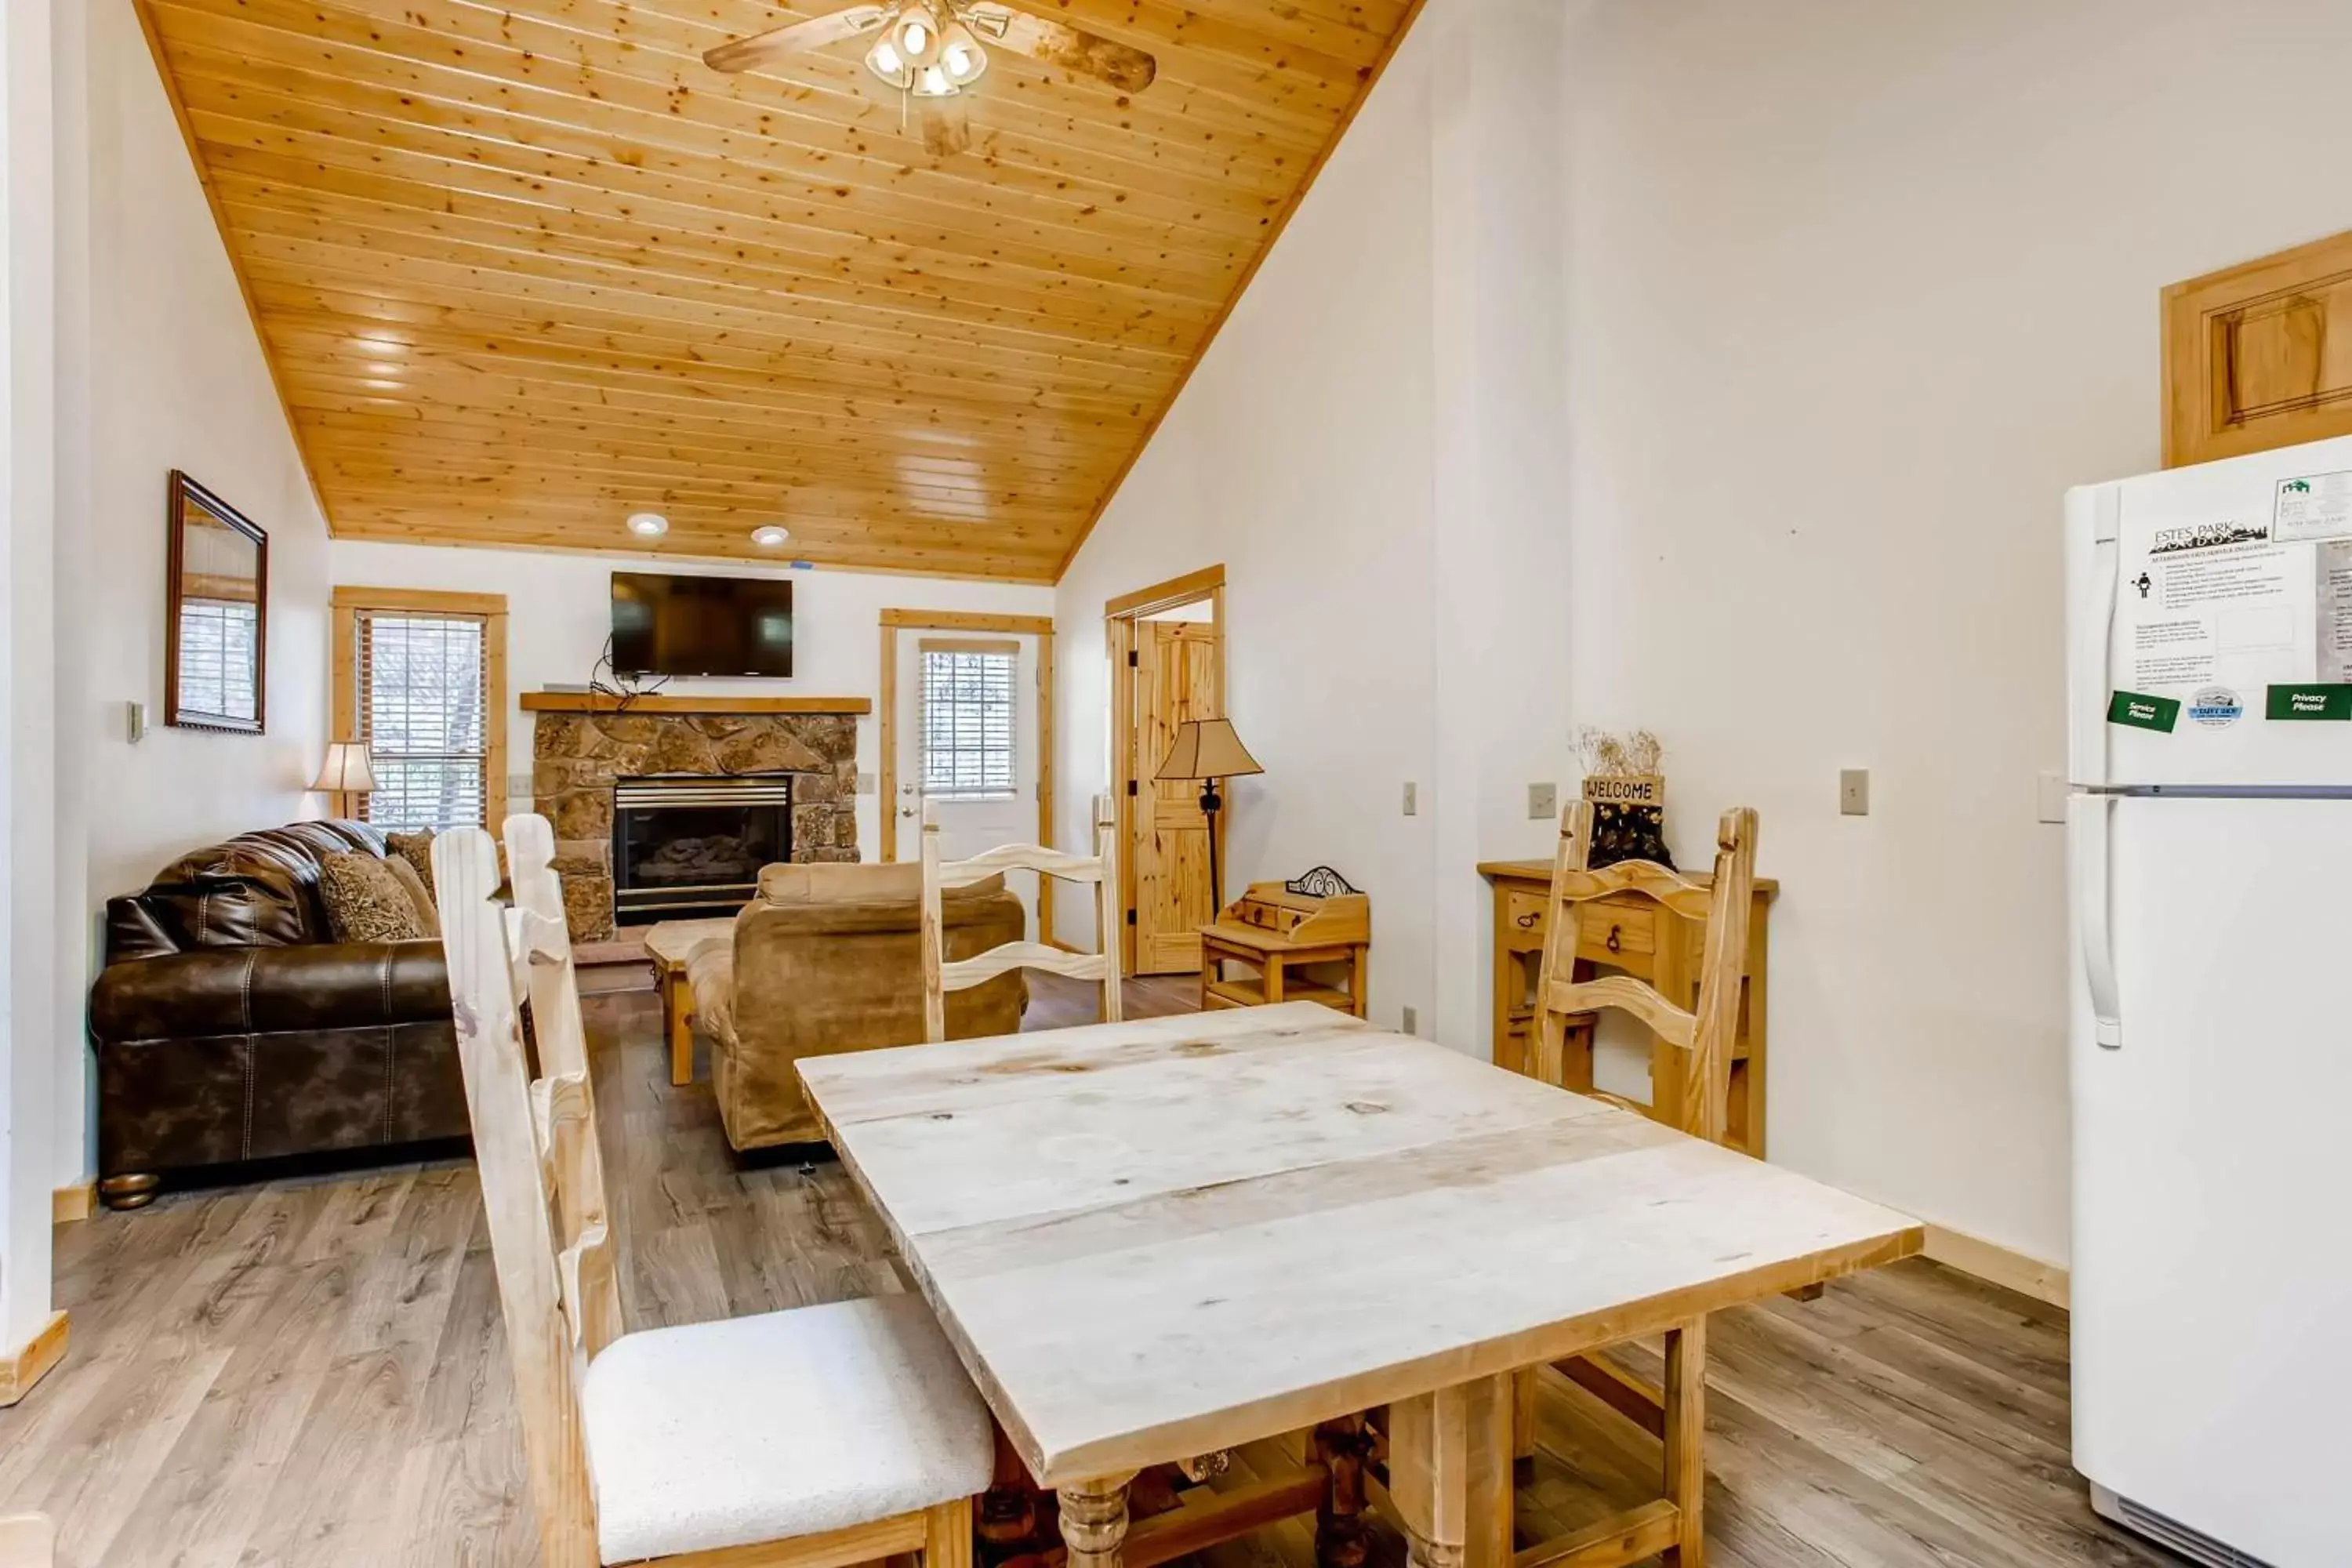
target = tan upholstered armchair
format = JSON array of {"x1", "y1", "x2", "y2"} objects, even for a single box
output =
[{"x1": 688, "y1": 861, "x2": 1028, "y2": 1151}]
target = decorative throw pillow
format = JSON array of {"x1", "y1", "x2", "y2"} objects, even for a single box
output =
[
  {"x1": 384, "y1": 829, "x2": 437, "y2": 898},
  {"x1": 320, "y1": 851, "x2": 426, "y2": 944},
  {"x1": 380, "y1": 853, "x2": 441, "y2": 938}
]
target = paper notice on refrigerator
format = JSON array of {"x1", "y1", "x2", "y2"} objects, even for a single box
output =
[
  {"x1": 2316, "y1": 539, "x2": 2352, "y2": 683},
  {"x1": 2276, "y1": 470, "x2": 2352, "y2": 543},
  {"x1": 2118, "y1": 514, "x2": 2312, "y2": 695}
]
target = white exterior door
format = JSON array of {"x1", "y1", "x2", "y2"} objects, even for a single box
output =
[
  {"x1": 893, "y1": 627, "x2": 1041, "y2": 936},
  {"x1": 2071, "y1": 793, "x2": 2352, "y2": 1564}
]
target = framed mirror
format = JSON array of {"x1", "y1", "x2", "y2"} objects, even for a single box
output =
[{"x1": 165, "y1": 470, "x2": 268, "y2": 734}]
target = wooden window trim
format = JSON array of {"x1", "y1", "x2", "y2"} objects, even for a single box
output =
[{"x1": 331, "y1": 586, "x2": 510, "y2": 831}]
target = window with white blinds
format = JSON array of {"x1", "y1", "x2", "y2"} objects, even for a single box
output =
[
  {"x1": 356, "y1": 611, "x2": 491, "y2": 830},
  {"x1": 920, "y1": 640, "x2": 1018, "y2": 801},
  {"x1": 176, "y1": 601, "x2": 260, "y2": 723}
]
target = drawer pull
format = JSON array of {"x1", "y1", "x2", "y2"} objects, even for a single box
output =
[
  {"x1": 1515, "y1": 910, "x2": 1543, "y2": 930},
  {"x1": 1606, "y1": 924, "x2": 1623, "y2": 953}
]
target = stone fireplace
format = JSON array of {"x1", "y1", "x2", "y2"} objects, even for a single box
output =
[{"x1": 532, "y1": 706, "x2": 859, "y2": 942}]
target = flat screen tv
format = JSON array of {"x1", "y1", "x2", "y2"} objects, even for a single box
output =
[{"x1": 611, "y1": 572, "x2": 793, "y2": 677}]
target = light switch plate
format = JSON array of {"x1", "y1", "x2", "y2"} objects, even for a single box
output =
[
  {"x1": 1528, "y1": 782, "x2": 1558, "y2": 821},
  {"x1": 125, "y1": 699, "x2": 147, "y2": 743},
  {"x1": 1839, "y1": 768, "x2": 1870, "y2": 816},
  {"x1": 855, "y1": 771, "x2": 877, "y2": 795},
  {"x1": 1401, "y1": 1005, "x2": 1419, "y2": 1036},
  {"x1": 1402, "y1": 781, "x2": 1418, "y2": 816},
  {"x1": 2036, "y1": 770, "x2": 2067, "y2": 825}
]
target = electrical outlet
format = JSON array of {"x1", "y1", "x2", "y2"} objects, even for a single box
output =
[
  {"x1": 1402, "y1": 781, "x2": 1418, "y2": 816},
  {"x1": 2036, "y1": 770, "x2": 2067, "y2": 825},
  {"x1": 1839, "y1": 768, "x2": 1870, "y2": 816},
  {"x1": 855, "y1": 771, "x2": 877, "y2": 795},
  {"x1": 1528, "y1": 782, "x2": 1558, "y2": 821},
  {"x1": 1401, "y1": 1005, "x2": 1419, "y2": 1036}
]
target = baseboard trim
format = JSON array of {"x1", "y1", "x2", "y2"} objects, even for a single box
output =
[
  {"x1": 51, "y1": 1183, "x2": 94, "y2": 1225},
  {"x1": 1922, "y1": 1225, "x2": 2069, "y2": 1310},
  {"x1": 0, "y1": 1311, "x2": 69, "y2": 1407}
]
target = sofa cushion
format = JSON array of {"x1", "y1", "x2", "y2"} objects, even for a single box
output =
[
  {"x1": 141, "y1": 819, "x2": 388, "y2": 949},
  {"x1": 320, "y1": 851, "x2": 427, "y2": 943},
  {"x1": 580, "y1": 1295, "x2": 994, "y2": 1565},
  {"x1": 384, "y1": 829, "x2": 437, "y2": 898},
  {"x1": 757, "y1": 861, "x2": 924, "y2": 905},
  {"x1": 379, "y1": 854, "x2": 441, "y2": 937}
]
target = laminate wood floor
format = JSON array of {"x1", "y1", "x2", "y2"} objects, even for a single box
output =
[{"x1": 2, "y1": 977, "x2": 2181, "y2": 1568}]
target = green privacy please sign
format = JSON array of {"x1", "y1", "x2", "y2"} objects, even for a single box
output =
[
  {"x1": 2267, "y1": 684, "x2": 2352, "y2": 720},
  {"x1": 2107, "y1": 691, "x2": 2180, "y2": 732}
]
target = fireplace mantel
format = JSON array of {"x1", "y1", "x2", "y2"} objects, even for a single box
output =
[{"x1": 521, "y1": 692, "x2": 872, "y2": 716}]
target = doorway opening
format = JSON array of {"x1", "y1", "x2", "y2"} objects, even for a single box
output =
[{"x1": 1105, "y1": 565, "x2": 1227, "y2": 977}]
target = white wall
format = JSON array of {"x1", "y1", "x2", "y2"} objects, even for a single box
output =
[
  {"x1": 78, "y1": 0, "x2": 330, "y2": 906},
  {"x1": 1053, "y1": 15, "x2": 1442, "y2": 1027},
  {"x1": 328, "y1": 539, "x2": 1052, "y2": 857},
  {"x1": 28, "y1": 0, "x2": 336, "y2": 1204},
  {"x1": 1061, "y1": 0, "x2": 2352, "y2": 1269},
  {"x1": 1558, "y1": 0, "x2": 2352, "y2": 1268}
]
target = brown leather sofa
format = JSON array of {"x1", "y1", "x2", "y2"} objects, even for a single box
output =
[
  {"x1": 89, "y1": 819, "x2": 466, "y2": 1209},
  {"x1": 688, "y1": 861, "x2": 1027, "y2": 1150}
]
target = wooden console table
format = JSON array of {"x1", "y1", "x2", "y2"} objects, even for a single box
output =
[{"x1": 1479, "y1": 859, "x2": 1776, "y2": 1156}]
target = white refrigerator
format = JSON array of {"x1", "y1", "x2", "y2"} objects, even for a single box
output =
[{"x1": 2067, "y1": 434, "x2": 2352, "y2": 1567}]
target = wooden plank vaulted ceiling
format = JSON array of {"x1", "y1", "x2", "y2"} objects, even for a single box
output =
[{"x1": 135, "y1": 0, "x2": 1425, "y2": 582}]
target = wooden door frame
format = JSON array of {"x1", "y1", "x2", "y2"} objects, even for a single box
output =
[
  {"x1": 1105, "y1": 564, "x2": 1227, "y2": 976},
  {"x1": 878, "y1": 608, "x2": 1058, "y2": 933}
]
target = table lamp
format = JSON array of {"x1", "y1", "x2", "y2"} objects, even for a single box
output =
[
  {"x1": 310, "y1": 739, "x2": 379, "y2": 822},
  {"x1": 1156, "y1": 718, "x2": 1263, "y2": 913}
]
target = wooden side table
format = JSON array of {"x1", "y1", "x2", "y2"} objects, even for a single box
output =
[
  {"x1": 643, "y1": 917, "x2": 736, "y2": 1086},
  {"x1": 1479, "y1": 859, "x2": 1776, "y2": 1156},
  {"x1": 1198, "y1": 920, "x2": 1369, "y2": 1017}
]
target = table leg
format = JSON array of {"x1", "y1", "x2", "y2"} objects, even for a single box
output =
[
  {"x1": 1349, "y1": 943, "x2": 1369, "y2": 1018},
  {"x1": 662, "y1": 968, "x2": 695, "y2": 1087},
  {"x1": 1058, "y1": 1474, "x2": 1137, "y2": 1568},
  {"x1": 1662, "y1": 1318, "x2": 1707, "y2": 1567},
  {"x1": 1389, "y1": 1376, "x2": 1511, "y2": 1568},
  {"x1": 1312, "y1": 1414, "x2": 1372, "y2": 1568},
  {"x1": 1264, "y1": 953, "x2": 1287, "y2": 1004}
]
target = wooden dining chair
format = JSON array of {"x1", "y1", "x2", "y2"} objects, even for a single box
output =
[
  {"x1": 436, "y1": 818, "x2": 993, "y2": 1568},
  {"x1": 1512, "y1": 798, "x2": 1759, "y2": 1563},
  {"x1": 919, "y1": 795, "x2": 1122, "y2": 1041}
]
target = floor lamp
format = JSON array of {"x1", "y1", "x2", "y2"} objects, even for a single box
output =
[{"x1": 1156, "y1": 718, "x2": 1263, "y2": 916}]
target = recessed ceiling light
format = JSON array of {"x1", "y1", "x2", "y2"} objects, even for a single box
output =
[
  {"x1": 752, "y1": 525, "x2": 791, "y2": 547},
  {"x1": 626, "y1": 513, "x2": 669, "y2": 538}
]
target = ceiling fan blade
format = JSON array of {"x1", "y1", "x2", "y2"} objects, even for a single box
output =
[
  {"x1": 917, "y1": 96, "x2": 973, "y2": 157},
  {"x1": 965, "y1": 2, "x2": 1156, "y2": 93},
  {"x1": 704, "y1": 5, "x2": 890, "y2": 73}
]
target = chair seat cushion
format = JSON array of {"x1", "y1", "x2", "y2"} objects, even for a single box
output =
[{"x1": 580, "y1": 1294, "x2": 994, "y2": 1565}]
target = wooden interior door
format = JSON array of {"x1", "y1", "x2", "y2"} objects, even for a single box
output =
[
  {"x1": 1130, "y1": 621, "x2": 1221, "y2": 974},
  {"x1": 2165, "y1": 228, "x2": 2352, "y2": 467}
]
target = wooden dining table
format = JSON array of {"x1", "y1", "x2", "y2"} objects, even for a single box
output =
[{"x1": 799, "y1": 1003, "x2": 1920, "y2": 1568}]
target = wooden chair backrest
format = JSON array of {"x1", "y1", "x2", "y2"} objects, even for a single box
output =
[
  {"x1": 1530, "y1": 800, "x2": 1759, "y2": 1145},
  {"x1": 920, "y1": 794, "x2": 1123, "y2": 1042},
  {"x1": 434, "y1": 818, "x2": 620, "y2": 1568}
]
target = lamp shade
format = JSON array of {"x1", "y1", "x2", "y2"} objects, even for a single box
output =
[
  {"x1": 1156, "y1": 719, "x2": 1263, "y2": 782},
  {"x1": 310, "y1": 740, "x2": 379, "y2": 794}
]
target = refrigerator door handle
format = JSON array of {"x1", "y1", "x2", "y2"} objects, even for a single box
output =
[
  {"x1": 2072, "y1": 793, "x2": 2122, "y2": 1049},
  {"x1": 2066, "y1": 485, "x2": 2122, "y2": 789}
]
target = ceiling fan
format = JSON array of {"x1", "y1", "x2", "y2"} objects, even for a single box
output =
[{"x1": 706, "y1": 2, "x2": 1157, "y2": 156}]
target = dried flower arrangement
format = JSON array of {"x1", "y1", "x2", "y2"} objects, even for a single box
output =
[{"x1": 1574, "y1": 726, "x2": 1673, "y2": 869}]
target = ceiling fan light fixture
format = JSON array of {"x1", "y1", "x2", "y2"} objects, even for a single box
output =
[
  {"x1": 913, "y1": 62, "x2": 956, "y2": 96},
  {"x1": 895, "y1": 6, "x2": 943, "y2": 65},
  {"x1": 752, "y1": 525, "x2": 791, "y2": 546},
  {"x1": 866, "y1": 36, "x2": 909, "y2": 85},
  {"x1": 626, "y1": 512, "x2": 670, "y2": 538},
  {"x1": 939, "y1": 21, "x2": 987, "y2": 82}
]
